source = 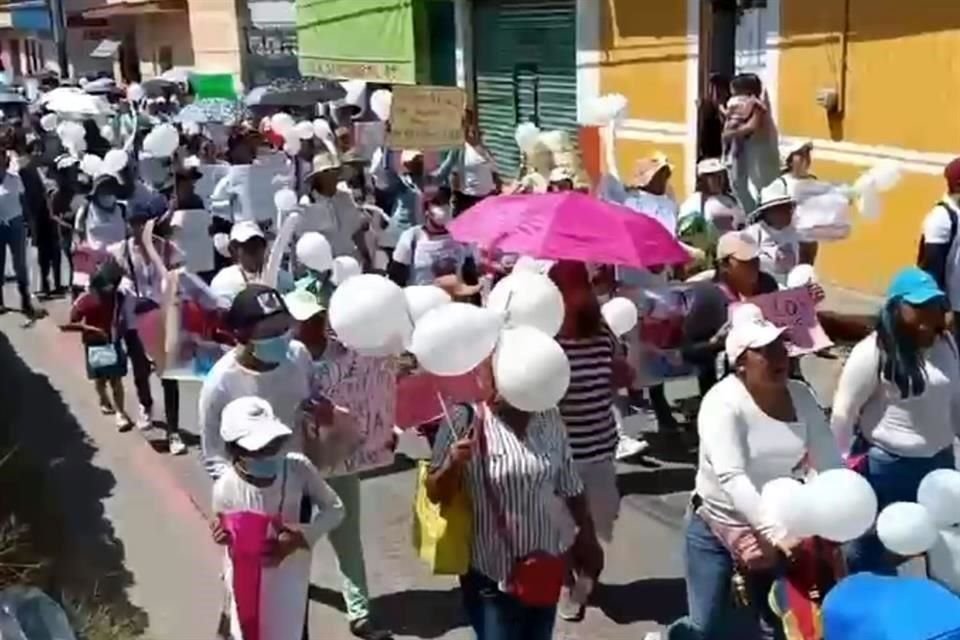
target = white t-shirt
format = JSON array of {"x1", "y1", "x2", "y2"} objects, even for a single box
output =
[
  {"x1": 78, "y1": 201, "x2": 128, "y2": 251},
  {"x1": 198, "y1": 340, "x2": 314, "y2": 478},
  {"x1": 0, "y1": 171, "x2": 23, "y2": 224},
  {"x1": 460, "y1": 143, "x2": 497, "y2": 196},
  {"x1": 392, "y1": 226, "x2": 473, "y2": 285},
  {"x1": 831, "y1": 334, "x2": 960, "y2": 458},
  {"x1": 922, "y1": 199, "x2": 960, "y2": 310},
  {"x1": 297, "y1": 191, "x2": 365, "y2": 258},
  {"x1": 678, "y1": 192, "x2": 745, "y2": 232},
  {"x1": 209, "y1": 265, "x2": 295, "y2": 306},
  {"x1": 745, "y1": 221, "x2": 800, "y2": 285},
  {"x1": 696, "y1": 375, "x2": 842, "y2": 542}
]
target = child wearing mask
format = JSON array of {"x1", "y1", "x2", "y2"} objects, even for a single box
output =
[
  {"x1": 390, "y1": 187, "x2": 478, "y2": 287},
  {"x1": 60, "y1": 258, "x2": 133, "y2": 430}
]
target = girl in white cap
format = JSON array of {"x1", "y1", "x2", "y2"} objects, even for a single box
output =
[{"x1": 211, "y1": 395, "x2": 344, "y2": 640}]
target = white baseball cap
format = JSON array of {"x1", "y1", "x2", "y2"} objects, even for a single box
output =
[
  {"x1": 725, "y1": 303, "x2": 787, "y2": 364},
  {"x1": 230, "y1": 221, "x2": 265, "y2": 244},
  {"x1": 220, "y1": 396, "x2": 292, "y2": 452}
]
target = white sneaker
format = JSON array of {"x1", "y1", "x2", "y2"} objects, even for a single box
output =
[
  {"x1": 168, "y1": 433, "x2": 187, "y2": 456},
  {"x1": 115, "y1": 413, "x2": 134, "y2": 432},
  {"x1": 137, "y1": 406, "x2": 154, "y2": 431},
  {"x1": 616, "y1": 434, "x2": 649, "y2": 460}
]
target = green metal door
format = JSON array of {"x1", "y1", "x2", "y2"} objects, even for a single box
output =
[{"x1": 473, "y1": 0, "x2": 577, "y2": 179}]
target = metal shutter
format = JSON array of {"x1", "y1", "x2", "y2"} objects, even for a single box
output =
[{"x1": 473, "y1": 0, "x2": 577, "y2": 179}]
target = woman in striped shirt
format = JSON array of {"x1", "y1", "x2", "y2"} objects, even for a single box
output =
[
  {"x1": 551, "y1": 260, "x2": 631, "y2": 621},
  {"x1": 426, "y1": 367, "x2": 603, "y2": 640}
]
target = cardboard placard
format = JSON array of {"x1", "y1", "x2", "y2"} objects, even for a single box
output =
[
  {"x1": 735, "y1": 287, "x2": 833, "y2": 355},
  {"x1": 387, "y1": 85, "x2": 466, "y2": 151}
]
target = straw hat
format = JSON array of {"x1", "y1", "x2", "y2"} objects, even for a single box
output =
[{"x1": 635, "y1": 153, "x2": 673, "y2": 188}]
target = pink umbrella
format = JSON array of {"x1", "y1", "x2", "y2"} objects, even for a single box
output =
[{"x1": 447, "y1": 192, "x2": 690, "y2": 268}]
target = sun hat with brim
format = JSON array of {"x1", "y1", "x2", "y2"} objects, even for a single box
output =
[
  {"x1": 434, "y1": 274, "x2": 483, "y2": 299},
  {"x1": 227, "y1": 284, "x2": 293, "y2": 338},
  {"x1": 886, "y1": 267, "x2": 946, "y2": 306},
  {"x1": 725, "y1": 308, "x2": 788, "y2": 364},
  {"x1": 782, "y1": 140, "x2": 813, "y2": 161},
  {"x1": 304, "y1": 152, "x2": 342, "y2": 180},
  {"x1": 716, "y1": 230, "x2": 761, "y2": 261},
  {"x1": 635, "y1": 154, "x2": 673, "y2": 188},
  {"x1": 339, "y1": 148, "x2": 366, "y2": 165},
  {"x1": 750, "y1": 178, "x2": 795, "y2": 222},
  {"x1": 697, "y1": 158, "x2": 727, "y2": 176},
  {"x1": 91, "y1": 173, "x2": 120, "y2": 193},
  {"x1": 229, "y1": 220, "x2": 265, "y2": 244},
  {"x1": 220, "y1": 396, "x2": 293, "y2": 453},
  {"x1": 284, "y1": 287, "x2": 326, "y2": 321}
]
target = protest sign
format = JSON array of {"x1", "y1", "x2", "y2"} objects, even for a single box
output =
[
  {"x1": 312, "y1": 348, "x2": 397, "y2": 474},
  {"x1": 387, "y1": 85, "x2": 466, "y2": 151},
  {"x1": 395, "y1": 369, "x2": 490, "y2": 429},
  {"x1": 195, "y1": 163, "x2": 230, "y2": 207},
  {"x1": 735, "y1": 286, "x2": 833, "y2": 355}
]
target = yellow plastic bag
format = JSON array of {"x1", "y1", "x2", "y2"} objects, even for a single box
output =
[{"x1": 412, "y1": 460, "x2": 472, "y2": 575}]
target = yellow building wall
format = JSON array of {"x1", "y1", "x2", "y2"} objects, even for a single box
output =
[
  {"x1": 779, "y1": 0, "x2": 960, "y2": 294},
  {"x1": 135, "y1": 12, "x2": 195, "y2": 79},
  {"x1": 185, "y1": 0, "x2": 245, "y2": 76}
]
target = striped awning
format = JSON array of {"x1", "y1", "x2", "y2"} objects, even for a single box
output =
[{"x1": 79, "y1": 0, "x2": 186, "y2": 19}]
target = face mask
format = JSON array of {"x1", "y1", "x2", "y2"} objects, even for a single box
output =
[
  {"x1": 240, "y1": 453, "x2": 281, "y2": 479},
  {"x1": 96, "y1": 195, "x2": 117, "y2": 210},
  {"x1": 428, "y1": 205, "x2": 451, "y2": 225},
  {"x1": 250, "y1": 331, "x2": 291, "y2": 364}
]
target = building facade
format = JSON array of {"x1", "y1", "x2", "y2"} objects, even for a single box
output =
[{"x1": 456, "y1": 0, "x2": 960, "y2": 295}]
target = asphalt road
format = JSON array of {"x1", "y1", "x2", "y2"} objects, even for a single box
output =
[{"x1": 0, "y1": 274, "x2": 861, "y2": 639}]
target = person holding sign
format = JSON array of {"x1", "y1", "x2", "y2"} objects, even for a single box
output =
[{"x1": 832, "y1": 268, "x2": 960, "y2": 574}]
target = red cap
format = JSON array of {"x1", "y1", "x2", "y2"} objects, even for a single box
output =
[{"x1": 945, "y1": 157, "x2": 960, "y2": 192}]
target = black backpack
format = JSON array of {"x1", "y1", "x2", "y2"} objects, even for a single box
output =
[{"x1": 917, "y1": 201, "x2": 957, "y2": 267}]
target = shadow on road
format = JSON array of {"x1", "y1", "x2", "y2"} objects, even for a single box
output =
[
  {"x1": 309, "y1": 584, "x2": 467, "y2": 638},
  {"x1": 617, "y1": 467, "x2": 695, "y2": 497},
  {"x1": 0, "y1": 330, "x2": 149, "y2": 632},
  {"x1": 593, "y1": 577, "x2": 687, "y2": 625}
]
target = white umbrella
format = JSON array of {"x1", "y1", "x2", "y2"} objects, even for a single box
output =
[
  {"x1": 40, "y1": 87, "x2": 114, "y2": 116},
  {"x1": 160, "y1": 67, "x2": 191, "y2": 85}
]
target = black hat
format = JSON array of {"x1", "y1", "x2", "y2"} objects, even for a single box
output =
[{"x1": 226, "y1": 284, "x2": 292, "y2": 338}]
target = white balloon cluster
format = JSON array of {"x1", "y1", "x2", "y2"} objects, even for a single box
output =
[
  {"x1": 917, "y1": 469, "x2": 960, "y2": 593},
  {"x1": 325, "y1": 268, "x2": 573, "y2": 412},
  {"x1": 582, "y1": 93, "x2": 628, "y2": 126},
  {"x1": 515, "y1": 122, "x2": 541, "y2": 154},
  {"x1": 56, "y1": 121, "x2": 86, "y2": 156},
  {"x1": 759, "y1": 468, "x2": 877, "y2": 543},
  {"x1": 370, "y1": 89, "x2": 392, "y2": 122},
  {"x1": 852, "y1": 160, "x2": 902, "y2": 220}
]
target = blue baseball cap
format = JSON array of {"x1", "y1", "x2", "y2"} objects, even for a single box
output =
[{"x1": 887, "y1": 267, "x2": 946, "y2": 305}]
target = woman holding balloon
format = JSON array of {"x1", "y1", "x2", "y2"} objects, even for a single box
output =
[
  {"x1": 668, "y1": 305, "x2": 842, "y2": 640},
  {"x1": 832, "y1": 267, "x2": 960, "y2": 574}
]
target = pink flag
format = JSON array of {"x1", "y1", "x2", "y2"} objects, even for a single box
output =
[{"x1": 222, "y1": 511, "x2": 276, "y2": 640}]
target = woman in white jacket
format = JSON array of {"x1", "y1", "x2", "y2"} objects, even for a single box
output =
[
  {"x1": 831, "y1": 267, "x2": 960, "y2": 574},
  {"x1": 668, "y1": 305, "x2": 841, "y2": 639},
  {"x1": 211, "y1": 396, "x2": 344, "y2": 640}
]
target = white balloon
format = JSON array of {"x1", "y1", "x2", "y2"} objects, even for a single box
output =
[
  {"x1": 283, "y1": 136, "x2": 301, "y2": 156},
  {"x1": 919, "y1": 469, "x2": 960, "y2": 528},
  {"x1": 513, "y1": 255, "x2": 554, "y2": 275},
  {"x1": 79, "y1": 154, "x2": 103, "y2": 177},
  {"x1": 370, "y1": 89, "x2": 392, "y2": 121},
  {"x1": 494, "y1": 326, "x2": 571, "y2": 412},
  {"x1": 328, "y1": 274, "x2": 409, "y2": 352},
  {"x1": 40, "y1": 113, "x2": 58, "y2": 132},
  {"x1": 126, "y1": 83, "x2": 145, "y2": 103},
  {"x1": 213, "y1": 233, "x2": 231, "y2": 258},
  {"x1": 331, "y1": 256, "x2": 362, "y2": 285},
  {"x1": 786, "y1": 264, "x2": 817, "y2": 288},
  {"x1": 760, "y1": 477, "x2": 816, "y2": 539},
  {"x1": 313, "y1": 118, "x2": 333, "y2": 142},
  {"x1": 601, "y1": 297, "x2": 638, "y2": 336},
  {"x1": 274, "y1": 188, "x2": 299, "y2": 213},
  {"x1": 806, "y1": 468, "x2": 878, "y2": 543},
  {"x1": 102, "y1": 149, "x2": 128, "y2": 175},
  {"x1": 295, "y1": 121, "x2": 316, "y2": 140},
  {"x1": 270, "y1": 112, "x2": 296, "y2": 137},
  {"x1": 929, "y1": 529, "x2": 960, "y2": 594},
  {"x1": 515, "y1": 122, "x2": 541, "y2": 154},
  {"x1": 57, "y1": 121, "x2": 84, "y2": 145},
  {"x1": 404, "y1": 286, "x2": 451, "y2": 324},
  {"x1": 99, "y1": 124, "x2": 115, "y2": 143},
  {"x1": 295, "y1": 233, "x2": 333, "y2": 272},
  {"x1": 877, "y1": 502, "x2": 938, "y2": 557},
  {"x1": 410, "y1": 303, "x2": 504, "y2": 377},
  {"x1": 143, "y1": 123, "x2": 179, "y2": 158},
  {"x1": 487, "y1": 271, "x2": 565, "y2": 337}
]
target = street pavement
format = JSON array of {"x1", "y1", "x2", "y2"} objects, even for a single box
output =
[{"x1": 0, "y1": 276, "x2": 877, "y2": 640}]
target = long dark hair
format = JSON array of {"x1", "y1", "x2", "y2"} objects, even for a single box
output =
[{"x1": 876, "y1": 300, "x2": 928, "y2": 398}]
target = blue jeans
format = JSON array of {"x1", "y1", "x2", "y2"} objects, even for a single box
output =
[
  {"x1": 845, "y1": 444, "x2": 955, "y2": 574},
  {"x1": 459, "y1": 570, "x2": 556, "y2": 640},
  {"x1": 0, "y1": 216, "x2": 31, "y2": 309},
  {"x1": 667, "y1": 512, "x2": 784, "y2": 640}
]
